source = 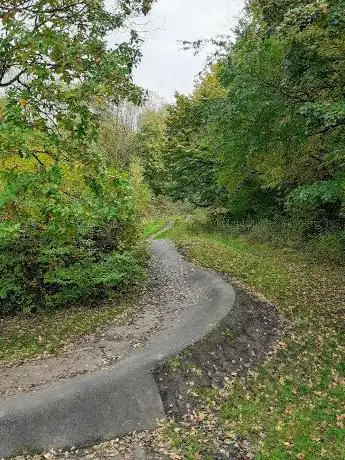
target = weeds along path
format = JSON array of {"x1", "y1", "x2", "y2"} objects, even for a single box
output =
[{"x1": 0, "y1": 238, "x2": 237, "y2": 457}]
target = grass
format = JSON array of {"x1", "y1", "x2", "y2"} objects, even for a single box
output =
[
  {"x1": 161, "y1": 219, "x2": 345, "y2": 459},
  {"x1": 143, "y1": 215, "x2": 184, "y2": 239},
  {"x1": 0, "y1": 296, "x2": 133, "y2": 363},
  {"x1": 143, "y1": 218, "x2": 167, "y2": 238}
]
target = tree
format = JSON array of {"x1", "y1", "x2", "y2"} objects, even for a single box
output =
[
  {"x1": 161, "y1": 67, "x2": 227, "y2": 207},
  {"x1": 149, "y1": 0, "x2": 345, "y2": 233},
  {"x1": 0, "y1": 1, "x2": 155, "y2": 314},
  {"x1": 0, "y1": 0, "x2": 155, "y2": 162},
  {"x1": 136, "y1": 109, "x2": 166, "y2": 195}
]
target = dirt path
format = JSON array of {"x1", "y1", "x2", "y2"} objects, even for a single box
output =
[
  {"x1": 11, "y1": 280, "x2": 279, "y2": 460},
  {"x1": 3, "y1": 236, "x2": 280, "y2": 459},
  {"x1": 0, "y1": 239, "x2": 206, "y2": 397}
]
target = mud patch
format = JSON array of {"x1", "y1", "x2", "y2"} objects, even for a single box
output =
[{"x1": 153, "y1": 280, "x2": 280, "y2": 420}]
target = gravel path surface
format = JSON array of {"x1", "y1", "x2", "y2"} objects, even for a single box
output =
[{"x1": 0, "y1": 240, "x2": 205, "y2": 397}]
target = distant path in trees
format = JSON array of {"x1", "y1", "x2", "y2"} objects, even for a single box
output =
[{"x1": 148, "y1": 219, "x2": 173, "y2": 240}]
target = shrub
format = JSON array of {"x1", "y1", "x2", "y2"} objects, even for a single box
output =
[
  {"x1": 311, "y1": 230, "x2": 345, "y2": 265},
  {"x1": 0, "y1": 160, "x2": 145, "y2": 315},
  {"x1": 45, "y1": 248, "x2": 147, "y2": 306},
  {"x1": 202, "y1": 212, "x2": 345, "y2": 265},
  {"x1": 286, "y1": 180, "x2": 345, "y2": 234}
]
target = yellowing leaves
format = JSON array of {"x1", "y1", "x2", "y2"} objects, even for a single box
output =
[
  {"x1": 336, "y1": 414, "x2": 345, "y2": 428},
  {"x1": 19, "y1": 98, "x2": 30, "y2": 107},
  {"x1": 319, "y1": 3, "x2": 330, "y2": 13},
  {"x1": 275, "y1": 420, "x2": 284, "y2": 431}
]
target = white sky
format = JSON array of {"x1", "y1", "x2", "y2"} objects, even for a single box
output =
[{"x1": 134, "y1": 0, "x2": 245, "y2": 102}]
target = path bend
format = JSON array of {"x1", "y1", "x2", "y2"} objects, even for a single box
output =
[{"x1": 0, "y1": 239, "x2": 235, "y2": 458}]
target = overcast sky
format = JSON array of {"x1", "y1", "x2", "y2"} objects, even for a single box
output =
[{"x1": 134, "y1": 0, "x2": 245, "y2": 102}]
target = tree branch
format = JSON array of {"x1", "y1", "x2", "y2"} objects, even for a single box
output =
[
  {"x1": 31, "y1": 151, "x2": 45, "y2": 166},
  {"x1": 0, "y1": 69, "x2": 26, "y2": 87}
]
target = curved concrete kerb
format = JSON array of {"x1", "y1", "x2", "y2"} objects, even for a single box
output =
[{"x1": 0, "y1": 240, "x2": 235, "y2": 458}]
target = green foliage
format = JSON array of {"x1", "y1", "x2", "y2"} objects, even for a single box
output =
[
  {"x1": 287, "y1": 179, "x2": 344, "y2": 214},
  {"x1": 98, "y1": 105, "x2": 140, "y2": 170},
  {"x1": 0, "y1": 160, "x2": 145, "y2": 314},
  {"x1": 46, "y1": 248, "x2": 146, "y2": 305},
  {"x1": 0, "y1": 1, "x2": 155, "y2": 315},
  {"x1": 136, "y1": 110, "x2": 167, "y2": 195},
  {"x1": 0, "y1": 0, "x2": 154, "y2": 162},
  {"x1": 163, "y1": 90, "x2": 224, "y2": 207},
  {"x1": 139, "y1": 0, "x2": 345, "y2": 254},
  {"x1": 129, "y1": 159, "x2": 152, "y2": 218}
]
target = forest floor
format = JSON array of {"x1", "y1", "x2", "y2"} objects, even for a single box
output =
[{"x1": 0, "y1": 298, "x2": 129, "y2": 365}]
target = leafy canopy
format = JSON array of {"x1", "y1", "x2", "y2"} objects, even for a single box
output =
[
  {"x1": 0, "y1": 0, "x2": 155, "y2": 161},
  {"x1": 0, "y1": 1, "x2": 155, "y2": 314},
  {"x1": 138, "y1": 0, "x2": 345, "y2": 232}
]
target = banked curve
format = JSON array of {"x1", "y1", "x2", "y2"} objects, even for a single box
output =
[{"x1": 0, "y1": 239, "x2": 235, "y2": 458}]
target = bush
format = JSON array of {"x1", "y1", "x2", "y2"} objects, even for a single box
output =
[
  {"x1": 145, "y1": 195, "x2": 195, "y2": 219},
  {"x1": 0, "y1": 160, "x2": 146, "y2": 315},
  {"x1": 200, "y1": 211, "x2": 345, "y2": 265},
  {"x1": 212, "y1": 217, "x2": 307, "y2": 249},
  {"x1": 311, "y1": 230, "x2": 345, "y2": 265},
  {"x1": 45, "y1": 248, "x2": 147, "y2": 306},
  {"x1": 286, "y1": 180, "x2": 345, "y2": 234}
]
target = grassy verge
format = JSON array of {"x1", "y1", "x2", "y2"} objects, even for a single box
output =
[
  {"x1": 143, "y1": 218, "x2": 167, "y2": 238},
  {"x1": 143, "y1": 215, "x2": 183, "y2": 239},
  {"x1": 0, "y1": 295, "x2": 136, "y2": 364},
  {"x1": 163, "y1": 220, "x2": 345, "y2": 459}
]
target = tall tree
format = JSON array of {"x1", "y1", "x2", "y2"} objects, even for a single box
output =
[
  {"x1": 148, "y1": 0, "x2": 345, "y2": 228},
  {"x1": 136, "y1": 109, "x2": 166, "y2": 195},
  {"x1": 162, "y1": 68, "x2": 227, "y2": 207}
]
